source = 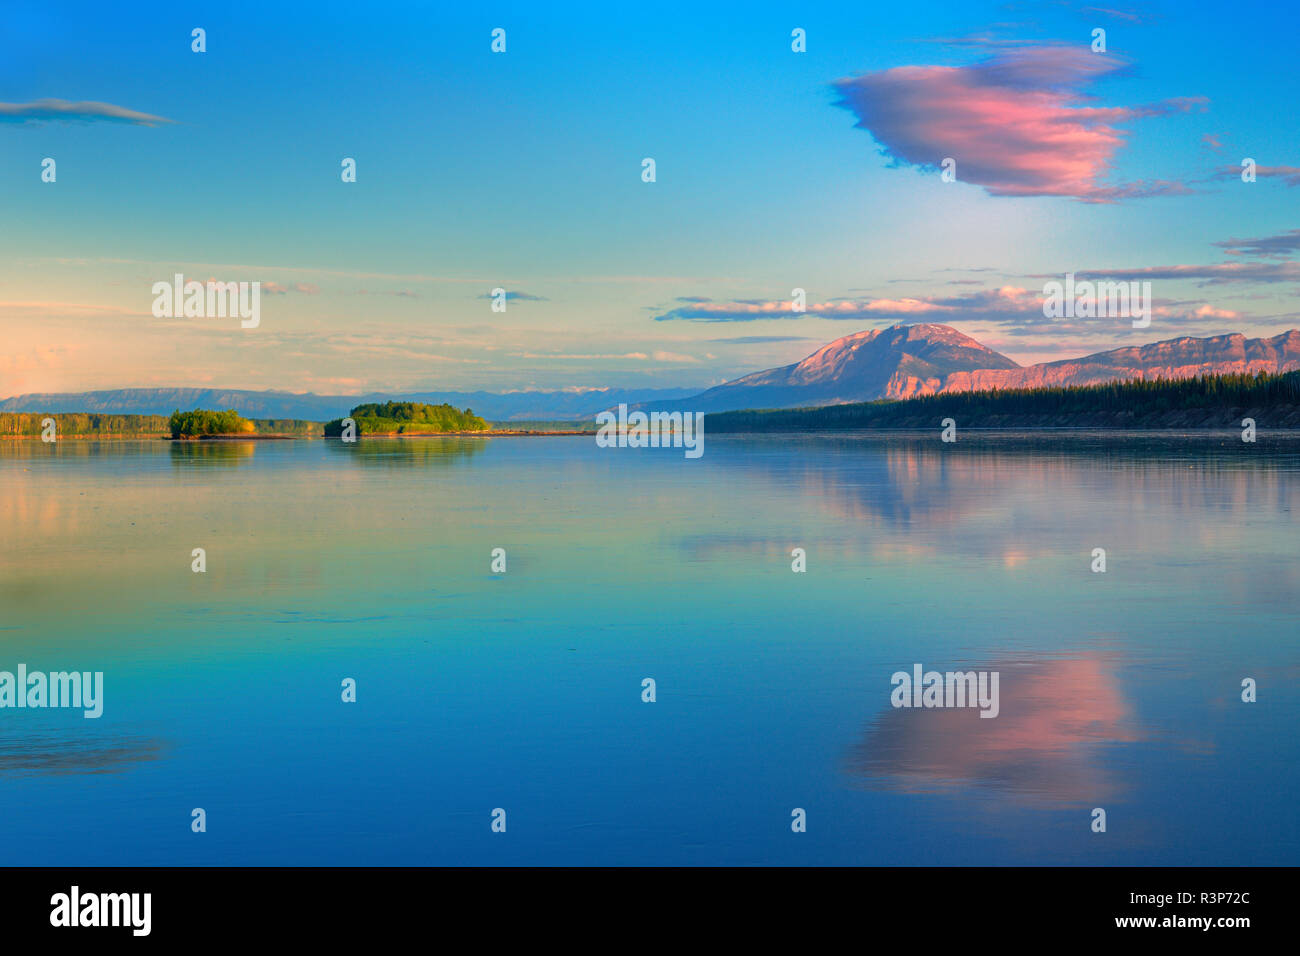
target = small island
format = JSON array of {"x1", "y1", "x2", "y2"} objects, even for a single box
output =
[
  {"x1": 169, "y1": 409, "x2": 319, "y2": 439},
  {"x1": 169, "y1": 408, "x2": 255, "y2": 438},
  {"x1": 324, "y1": 401, "x2": 490, "y2": 437}
]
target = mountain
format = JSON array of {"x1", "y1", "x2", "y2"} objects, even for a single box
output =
[
  {"x1": 636, "y1": 325, "x2": 1300, "y2": 414},
  {"x1": 0, "y1": 386, "x2": 702, "y2": 422},
  {"x1": 647, "y1": 324, "x2": 1021, "y2": 413},
  {"x1": 947, "y1": 330, "x2": 1300, "y2": 392}
]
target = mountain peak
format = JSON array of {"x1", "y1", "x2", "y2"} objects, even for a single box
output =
[
  {"x1": 664, "y1": 322, "x2": 1020, "y2": 412},
  {"x1": 641, "y1": 325, "x2": 1300, "y2": 414}
]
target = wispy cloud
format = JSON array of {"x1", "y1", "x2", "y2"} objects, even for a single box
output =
[
  {"x1": 512, "y1": 352, "x2": 651, "y2": 361},
  {"x1": 831, "y1": 45, "x2": 1204, "y2": 202},
  {"x1": 654, "y1": 290, "x2": 1046, "y2": 322},
  {"x1": 653, "y1": 287, "x2": 1241, "y2": 334},
  {"x1": 509, "y1": 350, "x2": 697, "y2": 363},
  {"x1": 0, "y1": 300, "x2": 148, "y2": 316},
  {"x1": 1081, "y1": 5, "x2": 1148, "y2": 23},
  {"x1": 1216, "y1": 164, "x2": 1300, "y2": 186},
  {"x1": 255, "y1": 281, "x2": 320, "y2": 295},
  {"x1": 0, "y1": 98, "x2": 175, "y2": 126},
  {"x1": 707, "y1": 335, "x2": 813, "y2": 344},
  {"x1": 476, "y1": 290, "x2": 548, "y2": 302},
  {"x1": 1213, "y1": 230, "x2": 1300, "y2": 259},
  {"x1": 1053, "y1": 262, "x2": 1300, "y2": 284}
]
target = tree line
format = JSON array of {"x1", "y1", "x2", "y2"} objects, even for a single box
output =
[{"x1": 706, "y1": 370, "x2": 1300, "y2": 431}]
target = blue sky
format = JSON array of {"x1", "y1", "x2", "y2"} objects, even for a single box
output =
[{"x1": 1, "y1": 0, "x2": 1297, "y2": 395}]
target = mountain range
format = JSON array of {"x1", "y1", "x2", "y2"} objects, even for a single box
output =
[
  {"x1": 634, "y1": 325, "x2": 1300, "y2": 413},
  {"x1": 5, "y1": 325, "x2": 1300, "y2": 420}
]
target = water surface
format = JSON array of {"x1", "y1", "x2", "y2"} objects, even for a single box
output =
[{"x1": 1, "y1": 432, "x2": 1296, "y2": 865}]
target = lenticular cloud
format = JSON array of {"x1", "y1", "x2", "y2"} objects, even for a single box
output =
[{"x1": 832, "y1": 45, "x2": 1204, "y2": 202}]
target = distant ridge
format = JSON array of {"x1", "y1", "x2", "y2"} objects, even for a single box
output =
[{"x1": 0, "y1": 386, "x2": 701, "y2": 422}]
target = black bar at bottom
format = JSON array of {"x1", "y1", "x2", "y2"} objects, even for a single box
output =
[{"x1": 0, "y1": 866, "x2": 1276, "y2": 942}]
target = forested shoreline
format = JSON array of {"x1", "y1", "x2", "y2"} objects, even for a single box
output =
[{"x1": 706, "y1": 371, "x2": 1300, "y2": 431}]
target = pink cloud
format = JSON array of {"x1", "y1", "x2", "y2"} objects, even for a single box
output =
[{"x1": 832, "y1": 45, "x2": 1205, "y2": 202}]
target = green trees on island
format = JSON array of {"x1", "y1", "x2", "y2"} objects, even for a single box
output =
[
  {"x1": 168, "y1": 409, "x2": 255, "y2": 438},
  {"x1": 324, "y1": 401, "x2": 489, "y2": 436}
]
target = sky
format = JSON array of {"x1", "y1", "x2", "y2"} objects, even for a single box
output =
[{"x1": 1, "y1": 0, "x2": 1297, "y2": 397}]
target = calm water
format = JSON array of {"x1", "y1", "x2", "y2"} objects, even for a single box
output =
[{"x1": 1, "y1": 432, "x2": 1296, "y2": 865}]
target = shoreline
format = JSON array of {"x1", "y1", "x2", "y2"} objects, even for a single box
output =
[
  {"x1": 7, "y1": 425, "x2": 1300, "y2": 442},
  {"x1": 352, "y1": 430, "x2": 594, "y2": 437},
  {"x1": 0, "y1": 430, "x2": 597, "y2": 441},
  {"x1": 171, "y1": 434, "x2": 300, "y2": 441}
]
